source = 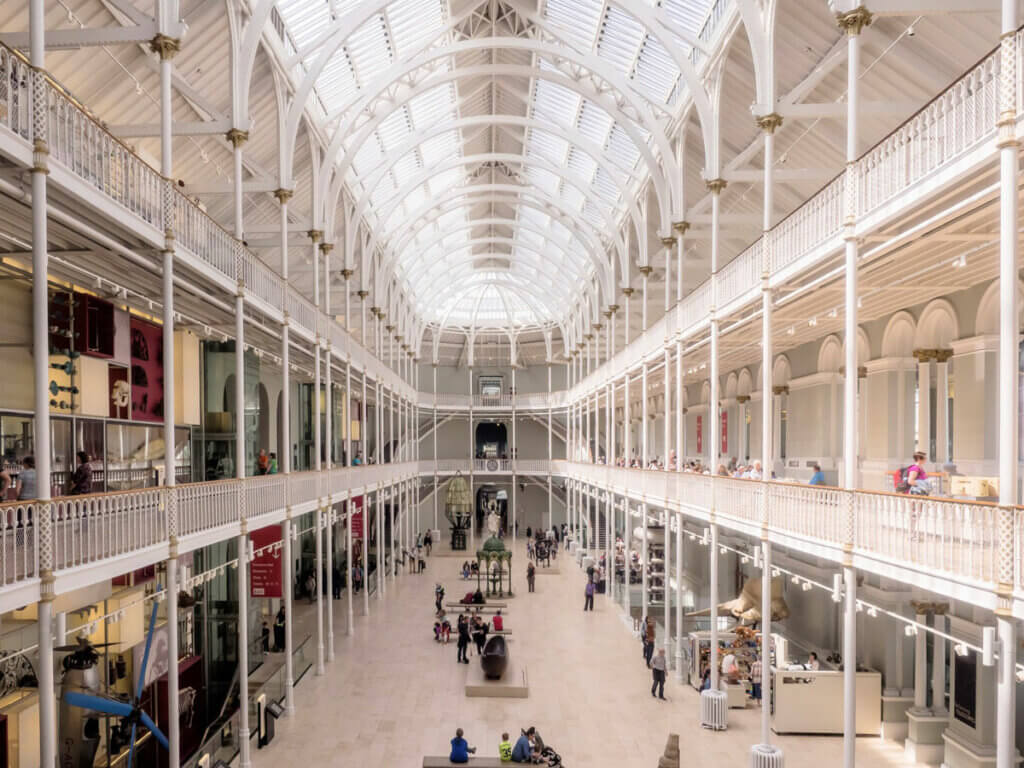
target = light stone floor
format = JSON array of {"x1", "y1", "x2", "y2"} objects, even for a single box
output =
[{"x1": 258, "y1": 538, "x2": 924, "y2": 768}]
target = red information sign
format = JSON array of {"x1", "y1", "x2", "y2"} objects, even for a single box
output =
[
  {"x1": 721, "y1": 410, "x2": 728, "y2": 454},
  {"x1": 250, "y1": 525, "x2": 282, "y2": 598},
  {"x1": 350, "y1": 494, "x2": 364, "y2": 539},
  {"x1": 696, "y1": 415, "x2": 703, "y2": 454}
]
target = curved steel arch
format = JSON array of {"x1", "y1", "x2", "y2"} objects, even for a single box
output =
[
  {"x1": 324, "y1": 62, "x2": 676, "y2": 240},
  {"x1": 280, "y1": 0, "x2": 715, "y2": 188},
  {"x1": 390, "y1": 219, "x2": 592, "y2": 283},
  {"x1": 364, "y1": 152, "x2": 626, "y2": 284},
  {"x1": 403, "y1": 241, "x2": 591, "y2": 305},
  {"x1": 351, "y1": 118, "x2": 648, "y2": 272},
  {"x1": 431, "y1": 277, "x2": 568, "y2": 335},
  {"x1": 370, "y1": 184, "x2": 615, "y2": 305},
  {"x1": 376, "y1": 190, "x2": 615, "y2": 310}
]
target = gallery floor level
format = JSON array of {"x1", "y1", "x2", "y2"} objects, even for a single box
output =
[{"x1": 0, "y1": 0, "x2": 1022, "y2": 766}]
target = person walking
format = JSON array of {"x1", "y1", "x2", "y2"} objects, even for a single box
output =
[
  {"x1": 644, "y1": 617, "x2": 656, "y2": 667},
  {"x1": 526, "y1": 561, "x2": 536, "y2": 593},
  {"x1": 424, "y1": 529, "x2": 433, "y2": 556},
  {"x1": 651, "y1": 648, "x2": 668, "y2": 700},
  {"x1": 352, "y1": 562, "x2": 363, "y2": 593},
  {"x1": 273, "y1": 606, "x2": 285, "y2": 652},
  {"x1": 456, "y1": 614, "x2": 471, "y2": 664},
  {"x1": 583, "y1": 578, "x2": 595, "y2": 611}
]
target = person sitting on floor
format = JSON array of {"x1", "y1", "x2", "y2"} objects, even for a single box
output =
[{"x1": 449, "y1": 728, "x2": 476, "y2": 763}]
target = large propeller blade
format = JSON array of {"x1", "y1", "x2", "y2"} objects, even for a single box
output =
[
  {"x1": 138, "y1": 711, "x2": 169, "y2": 750},
  {"x1": 62, "y1": 691, "x2": 134, "y2": 719}
]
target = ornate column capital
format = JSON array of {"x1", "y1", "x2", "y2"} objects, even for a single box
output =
[
  {"x1": 149, "y1": 34, "x2": 181, "y2": 60},
  {"x1": 638, "y1": 265, "x2": 653, "y2": 276},
  {"x1": 934, "y1": 349, "x2": 953, "y2": 363},
  {"x1": 307, "y1": 229, "x2": 323, "y2": 243},
  {"x1": 225, "y1": 128, "x2": 249, "y2": 148},
  {"x1": 673, "y1": 220, "x2": 690, "y2": 235},
  {"x1": 341, "y1": 268, "x2": 353, "y2": 279},
  {"x1": 912, "y1": 348, "x2": 937, "y2": 363},
  {"x1": 273, "y1": 188, "x2": 294, "y2": 204},
  {"x1": 836, "y1": 6, "x2": 872, "y2": 35},
  {"x1": 621, "y1": 287, "x2": 634, "y2": 297},
  {"x1": 660, "y1": 235, "x2": 676, "y2": 247},
  {"x1": 607, "y1": 304, "x2": 619, "y2": 314},
  {"x1": 357, "y1": 290, "x2": 369, "y2": 299},
  {"x1": 320, "y1": 242, "x2": 334, "y2": 255},
  {"x1": 756, "y1": 112, "x2": 784, "y2": 134},
  {"x1": 705, "y1": 178, "x2": 728, "y2": 194}
]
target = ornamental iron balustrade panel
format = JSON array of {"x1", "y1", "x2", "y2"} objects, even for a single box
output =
[
  {"x1": 178, "y1": 480, "x2": 241, "y2": 537},
  {"x1": 51, "y1": 488, "x2": 166, "y2": 571},
  {"x1": 0, "y1": 502, "x2": 37, "y2": 586}
]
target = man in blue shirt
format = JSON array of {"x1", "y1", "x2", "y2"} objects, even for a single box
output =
[
  {"x1": 809, "y1": 463, "x2": 826, "y2": 485},
  {"x1": 449, "y1": 728, "x2": 475, "y2": 763}
]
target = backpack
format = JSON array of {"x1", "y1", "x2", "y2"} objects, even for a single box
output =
[{"x1": 895, "y1": 466, "x2": 912, "y2": 493}]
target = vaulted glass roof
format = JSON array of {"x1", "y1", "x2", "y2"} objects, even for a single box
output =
[{"x1": 275, "y1": 0, "x2": 721, "y2": 335}]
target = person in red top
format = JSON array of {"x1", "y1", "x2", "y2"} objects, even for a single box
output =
[{"x1": 492, "y1": 610, "x2": 503, "y2": 631}]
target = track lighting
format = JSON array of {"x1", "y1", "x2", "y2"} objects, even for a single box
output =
[
  {"x1": 954, "y1": 643, "x2": 968, "y2": 657},
  {"x1": 905, "y1": 625, "x2": 917, "y2": 637},
  {"x1": 802, "y1": 581, "x2": 812, "y2": 591}
]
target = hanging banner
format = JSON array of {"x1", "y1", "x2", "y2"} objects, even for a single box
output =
[
  {"x1": 250, "y1": 525, "x2": 282, "y2": 598},
  {"x1": 351, "y1": 495, "x2": 364, "y2": 539},
  {"x1": 721, "y1": 410, "x2": 728, "y2": 454},
  {"x1": 696, "y1": 415, "x2": 703, "y2": 454}
]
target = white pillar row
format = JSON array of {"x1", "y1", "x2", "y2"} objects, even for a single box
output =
[
  {"x1": 662, "y1": 237, "x2": 672, "y2": 315},
  {"x1": 640, "y1": 266, "x2": 651, "y2": 332},
  {"x1": 623, "y1": 288, "x2": 633, "y2": 347},
  {"x1": 837, "y1": 11, "x2": 869, "y2": 767},
  {"x1": 662, "y1": 508, "x2": 671, "y2": 661},
  {"x1": 361, "y1": 383, "x2": 369, "y2": 616},
  {"x1": 641, "y1": 501, "x2": 649, "y2": 621},
  {"x1": 910, "y1": 607, "x2": 929, "y2": 713},
  {"x1": 674, "y1": 512, "x2": 684, "y2": 681},
  {"x1": 624, "y1": 500, "x2": 632, "y2": 618},
  {"x1": 641, "y1": 363, "x2": 649, "y2": 466},
  {"x1": 935, "y1": 351, "x2": 951, "y2": 464},
  {"x1": 675, "y1": 340, "x2": 684, "y2": 471},
  {"x1": 624, "y1": 371, "x2": 632, "y2": 466},
  {"x1": 996, "y1": 1, "x2": 1020, "y2": 766},
  {"x1": 346, "y1": 490, "x2": 354, "y2": 637},
  {"x1": 932, "y1": 607, "x2": 948, "y2": 715},
  {"x1": 664, "y1": 347, "x2": 671, "y2": 469},
  {"x1": 375, "y1": 485, "x2": 383, "y2": 601},
  {"x1": 915, "y1": 350, "x2": 931, "y2": 455}
]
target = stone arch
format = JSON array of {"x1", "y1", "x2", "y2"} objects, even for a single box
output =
[
  {"x1": 881, "y1": 311, "x2": 917, "y2": 358},
  {"x1": 914, "y1": 298, "x2": 959, "y2": 349},
  {"x1": 725, "y1": 372, "x2": 738, "y2": 399},
  {"x1": 975, "y1": 279, "x2": 1024, "y2": 336},
  {"x1": 772, "y1": 355, "x2": 791, "y2": 388},
  {"x1": 817, "y1": 335, "x2": 843, "y2": 373},
  {"x1": 736, "y1": 368, "x2": 753, "y2": 398}
]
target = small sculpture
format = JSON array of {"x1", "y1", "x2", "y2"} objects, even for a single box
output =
[{"x1": 481, "y1": 635, "x2": 509, "y2": 679}]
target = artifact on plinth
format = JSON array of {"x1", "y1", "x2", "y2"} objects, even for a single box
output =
[
  {"x1": 476, "y1": 500, "x2": 513, "y2": 596},
  {"x1": 481, "y1": 635, "x2": 509, "y2": 679},
  {"x1": 445, "y1": 472, "x2": 472, "y2": 551},
  {"x1": 659, "y1": 734, "x2": 680, "y2": 768}
]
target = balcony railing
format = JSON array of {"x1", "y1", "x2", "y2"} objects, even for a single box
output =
[
  {"x1": 0, "y1": 41, "x2": 411, "y2": 402},
  {"x1": 0, "y1": 462, "x2": 417, "y2": 594},
  {"x1": 562, "y1": 461, "x2": 1006, "y2": 596},
  {"x1": 570, "y1": 28, "x2": 1018, "y2": 398}
]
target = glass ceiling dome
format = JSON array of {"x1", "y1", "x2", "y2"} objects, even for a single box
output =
[{"x1": 274, "y1": 0, "x2": 717, "y2": 334}]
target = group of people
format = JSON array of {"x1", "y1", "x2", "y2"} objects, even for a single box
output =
[
  {"x1": 636, "y1": 615, "x2": 667, "y2": 700},
  {"x1": 445, "y1": 609, "x2": 495, "y2": 662},
  {"x1": 2, "y1": 453, "x2": 87, "y2": 500},
  {"x1": 450, "y1": 726, "x2": 550, "y2": 764}
]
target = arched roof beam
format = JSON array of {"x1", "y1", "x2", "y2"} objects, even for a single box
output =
[
  {"x1": 323, "y1": 63, "x2": 676, "y2": 246},
  {"x1": 369, "y1": 184, "x2": 614, "y2": 304},
  {"x1": 350, "y1": 117, "x2": 648, "y2": 266}
]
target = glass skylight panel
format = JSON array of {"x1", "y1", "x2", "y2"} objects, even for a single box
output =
[
  {"x1": 276, "y1": 0, "x2": 332, "y2": 49},
  {"x1": 377, "y1": 107, "x2": 413, "y2": 153},
  {"x1": 606, "y1": 124, "x2": 641, "y2": 171},
  {"x1": 408, "y1": 82, "x2": 458, "y2": 131},
  {"x1": 632, "y1": 35, "x2": 680, "y2": 103},
  {"x1": 576, "y1": 101, "x2": 614, "y2": 145},
  {"x1": 597, "y1": 7, "x2": 646, "y2": 77},
  {"x1": 531, "y1": 80, "x2": 580, "y2": 130},
  {"x1": 524, "y1": 167, "x2": 560, "y2": 196},
  {"x1": 561, "y1": 184, "x2": 585, "y2": 213},
  {"x1": 419, "y1": 130, "x2": 460, "y2": 166},
  {"x1": 386, "y1": 0, "x2": 445, "y2": 58},
  {"x1": 566, "y1": 147, "x2": 598, "y2": 183},
  {"x1": 592, "y1": 167, "x2": 620, "y2": 205},
  {"x1": 316, "y1": 56, "x2": 359, "y2": 115},
  {"x1": 526, "y1": 130, "x2": 569, "y2": 166},
  {"x1": 346, "y1": 15, "x2": 393, "y2": 84},
  {"x1": 544, "y1": 0, "x2": 603, "y2": 52}
]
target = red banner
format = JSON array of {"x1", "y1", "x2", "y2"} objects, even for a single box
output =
[
  {"x1": 721, "y1": 410, "x2": 728, "y2": 454},
  {"x1": 696, "y1": 415, "x2": 703, "y2": 454},
  {"x1": 350, "y1": 495, "x2": 364, "y2": 539},
  {"x1": 250, "y1": 525, "x2": 282, "y2": 598}
]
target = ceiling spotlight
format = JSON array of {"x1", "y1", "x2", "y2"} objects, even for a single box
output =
[
  {"x1": 786, "y1": 326, "x2": 795, "y2": 336},
  {"x1": 802, "y1": 581, "x2": 812, "y2": 591},
  {"x1": 808, "y1": 316, "x2": 817, "y2": 327},
  {"x1": 954, "y1": 643, "x2": 968, "y2": 657},
  {"x1": 905, "y1": 625, "x2": 917, "y2": 637},
  {"x1": 906, "y1": 24, "x2": 915, "y2": 37},
  {"x1": 791, "y1": 574, "x2": 800, "y2": 585}
]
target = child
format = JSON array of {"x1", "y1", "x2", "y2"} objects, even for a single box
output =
[{"x1": 499, "y1": 732, "x2": 512, "y2": 762}]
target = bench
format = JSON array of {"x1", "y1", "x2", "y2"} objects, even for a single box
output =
[
  {"x1": 423, "y1": 757, "x2": 504, "y2": 767},
  {"x1": 445, "y1": 602, "x2": 508, "y2": 610}
]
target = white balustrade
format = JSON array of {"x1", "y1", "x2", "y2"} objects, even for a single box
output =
[
  {"x1": 0, "y1": 502, "x2": 36, "y2": 586},
  {"x1": 0, "y1": 47, "x2": 31, "y2": 139},
  {"x1": 246, "y1": 475, "x2": 287, "y2": 519},
  {"x1": 178, "y1": 480, "x2": 241, "y2": 537},
  {"x1": 51, "y1": 489, "x2": 166, "y2": 571}
]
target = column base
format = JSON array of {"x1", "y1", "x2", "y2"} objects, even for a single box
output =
[
  {"x1": 880, "y1": 695, "x2": 913, "y2": 742},
  {"x1": 749, "y1": 744, "x2": 784, "y2": 768},
  {"x1": 700, "y1": 688, "x2": 728, "y2": 730},
  {"x1": 904, "y1": 710, "x2": 948, "y2": 766},
  {"x1": 941, "y1": 726, "x2": 1022, "y2": 768}
]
